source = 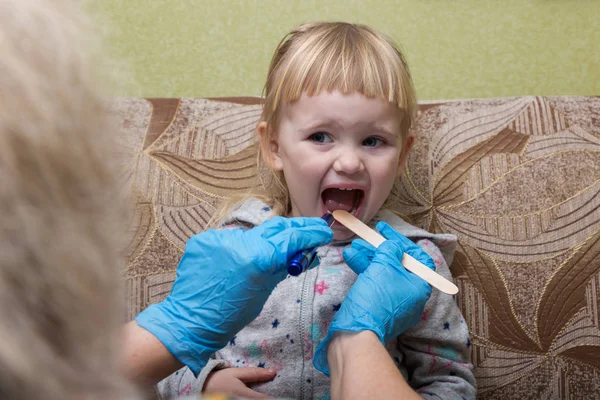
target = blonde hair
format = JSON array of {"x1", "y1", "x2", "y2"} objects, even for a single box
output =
[
  {"x1": 212, "y1": 22, "x2": 416, "y2": 225},
  {"x1": 0, "y1": 0, "x2": 136, "y2": 398}
]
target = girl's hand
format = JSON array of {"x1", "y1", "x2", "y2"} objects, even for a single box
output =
[{"x1": 204, "y1": 367, "x2": 276, "y2": 399}]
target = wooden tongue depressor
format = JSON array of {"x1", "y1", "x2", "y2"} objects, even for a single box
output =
[{"x1": 332, "y1": 210, "x2": 459, "y2": 295}]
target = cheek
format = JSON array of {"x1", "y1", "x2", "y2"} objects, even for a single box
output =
[
  {"x1": 373, "y1": 172, "x2": 397, "y2": 200},
  {"x1": 282, "y1": 147, "x2": 326, "y2": 176},
  {"x1": 369, "y1": 157, "x2": 400, "y2": 199},
  {"x1": 373, "y1": 153, "x2": 401, "y2": 181}
]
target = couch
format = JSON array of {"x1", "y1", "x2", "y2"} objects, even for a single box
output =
[{"x1": 112, "y1": 95, "x2": 600, "y2": 399}]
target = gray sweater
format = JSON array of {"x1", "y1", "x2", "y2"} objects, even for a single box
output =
[{"x1": 158, "y1": 199, "x2": 476, "y2": 399}]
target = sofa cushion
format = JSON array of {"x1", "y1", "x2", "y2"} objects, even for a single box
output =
[{"x1": 113, "y1": 96, "x2": 600, "y2": 398}]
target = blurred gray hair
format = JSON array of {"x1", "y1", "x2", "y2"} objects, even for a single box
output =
[{"x1": 0, "y1": 0, "x2": 136, "y2": 398}]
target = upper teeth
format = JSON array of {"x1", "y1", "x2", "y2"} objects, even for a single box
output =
[{"x1": 338, "y1": 188, "x2": 353, "y2": 191}]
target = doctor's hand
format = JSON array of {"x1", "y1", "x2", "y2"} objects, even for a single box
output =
[
  {"x1": 313, "y1": 222, "x2": 435, "y2": 375},
  {"x1": 135, "y1": 216, "x2": 333, "y2": 375}
]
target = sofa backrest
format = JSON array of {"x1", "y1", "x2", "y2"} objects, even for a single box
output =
[{"x1": 113, "y1": 96, "x2": 600, "y2": 398}]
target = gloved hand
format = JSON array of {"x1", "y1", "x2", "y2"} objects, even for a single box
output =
[
  {"x1": 135, "y1": 216, "x2": 333, "y2": 376},
  {"x1": 342, "y1": 222, "x2": 436, "y2": 275},
  {"x1": 313, "y1": 222, "x2": 435, "y2": 376}
]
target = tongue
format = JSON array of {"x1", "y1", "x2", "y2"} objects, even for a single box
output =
[{"x1": 322, "y1": 188, "x2": 356, "y2": 212}]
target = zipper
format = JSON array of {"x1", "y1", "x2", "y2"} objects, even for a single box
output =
[{"x1": 298, "y1": 266, "x2": 314, "y2": 400}]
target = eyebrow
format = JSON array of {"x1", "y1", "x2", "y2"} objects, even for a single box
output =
[
  {"x1": 298, "y1": 120, "x2": 343, "y2": 134},
  {"x1": 299, "y1": 120, "x2": 398, "y2": 137}
]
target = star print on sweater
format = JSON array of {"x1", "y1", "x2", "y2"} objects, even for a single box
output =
[
  {"x1": 157, "y1": 199, "x2": 476, "y2": 400},
  {"x1": 314, "y1": 280, "x2": 329, "y2": 295}
]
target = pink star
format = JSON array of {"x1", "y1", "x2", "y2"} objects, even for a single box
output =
[
  {"x1": 178, "y1": 384, "x2": 192, "y2": 396},
  {"x1": 314, "y1": 280, "x2": 329, "y2": 295}
]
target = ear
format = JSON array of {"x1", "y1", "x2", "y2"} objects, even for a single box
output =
[
  {"x1": 397, "y1": 135, "x2": 414, "y2": 173},
  {"x1": 257, "y1": 121, "x2": 284, "y2": 171}
]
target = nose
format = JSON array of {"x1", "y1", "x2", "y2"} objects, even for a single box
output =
[{"x1": 332, "y1": 146, "x2": 365, "y2": 175}]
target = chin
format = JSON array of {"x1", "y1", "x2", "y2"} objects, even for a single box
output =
[{"x1": 331, "y1": 224, "x2": 356, "y2": 241}]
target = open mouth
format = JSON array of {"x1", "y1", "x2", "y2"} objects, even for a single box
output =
[{"x1": 321, "y1": 188, "x2": 364, "y2": 216}]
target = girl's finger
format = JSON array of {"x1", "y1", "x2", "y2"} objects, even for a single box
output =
[{"x1": 233, "y1": 367, "x2": 277, "y2": 383}]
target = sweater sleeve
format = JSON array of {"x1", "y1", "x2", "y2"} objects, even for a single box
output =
[
  {"x1": 389, "y1": 239, "x2": 476, "y2": 400},
  {"x1": 156, "y1": 358, "x2": 228, "y2": 399}
]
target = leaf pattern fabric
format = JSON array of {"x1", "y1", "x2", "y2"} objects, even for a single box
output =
[{"x1": 113, "y1": 96, "x2": 600, "y2": 398}]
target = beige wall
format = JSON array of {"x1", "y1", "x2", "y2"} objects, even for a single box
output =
[{"x1": 93, "y1": 0, "x2": 600, "y2": 100}]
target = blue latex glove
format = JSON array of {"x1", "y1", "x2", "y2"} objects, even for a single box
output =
[
  {"x1": 342, "y1": 222, "x2": 437, "y2": 275},
  {"x1": 313, "y1": 222, "x2": 436, "y2": 376},
  {"x1": 135, "y1": 216, "x2": 333, "y2": 376}
]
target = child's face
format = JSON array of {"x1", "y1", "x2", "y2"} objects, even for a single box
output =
[{"x1": 260, "y1": 90, "x2": 413, "y2": 240}]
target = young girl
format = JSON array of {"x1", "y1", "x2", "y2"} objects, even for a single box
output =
[{"x1": 158, "y1": 22, "x2": 476, "y2": 400}]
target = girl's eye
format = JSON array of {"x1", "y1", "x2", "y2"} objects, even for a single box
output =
[
  {"x1": 363, "y1": 137, "x2": 385, "y2": 148},
  {"x1": 309, "y1": 132, "x2": 332, "y2": 143}
]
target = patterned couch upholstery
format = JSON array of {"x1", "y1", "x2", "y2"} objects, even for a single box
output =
[{"x1": 113, "y1": 96, "x2": 600, "y2": 399}]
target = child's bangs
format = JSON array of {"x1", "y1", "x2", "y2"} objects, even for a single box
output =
[{"x1": 274, "y1": 30, "x2": 413, "y2": 113}]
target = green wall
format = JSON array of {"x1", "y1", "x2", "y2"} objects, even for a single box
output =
[{"x1": 93, "y1": 0, "x2": 599, "y2": 100}]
